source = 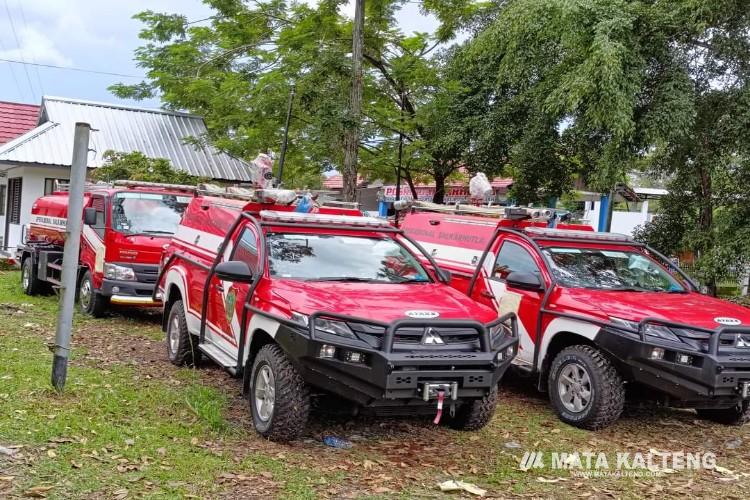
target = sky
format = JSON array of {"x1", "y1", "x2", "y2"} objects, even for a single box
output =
[{"x1": 0, "y1": 0, "x2": 439, "y2": 109}]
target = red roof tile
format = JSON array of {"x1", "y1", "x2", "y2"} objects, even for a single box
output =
[{"x1": 0, "y1": 101, "x2": 40, "y2": 145}]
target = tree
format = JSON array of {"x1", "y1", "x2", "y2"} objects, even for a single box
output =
[
  {"x1": 449, "y1": 0, "x2": 750, "y2": 294},
  {"x1": 91, "y1": 151, "x2": 203, "y2": 184},
  {"x1": 112, "y1": 1, "x2": 468, "y2": 202}
]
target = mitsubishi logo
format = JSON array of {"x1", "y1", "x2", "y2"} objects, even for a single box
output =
[{"x1": 421, "y1": 328, "x2": 445, "y2": 345}]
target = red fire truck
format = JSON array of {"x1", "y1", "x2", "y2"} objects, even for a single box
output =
[
  {"x1": 156, "y1": 190, "x2": 518, "y2": 441},
  {"x1": 18, "y1": 180, "x2": 194, "y2": 317},
  {"x1": 401, "y1": 203, "x2": 750, "y2": 429}
]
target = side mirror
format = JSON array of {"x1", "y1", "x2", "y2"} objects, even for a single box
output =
[
  {"x1": 215, "y1": 260, "x2": 254, "y2": 283},
  {"x1": 506, "y1": 271, "x2": 543, "y2": 291},
  {"x1": 83, "y1": 207, "x2": 97, "y2": 226}
]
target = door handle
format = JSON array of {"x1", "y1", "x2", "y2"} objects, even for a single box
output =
[
  {"x1": 481, "y1": 290, "x2": 495, "y2": 299},
  {"x1": 215, "y1": 284, "x2": 224, "y2": 292}
]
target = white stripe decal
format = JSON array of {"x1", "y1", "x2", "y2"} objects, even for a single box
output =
[
  {"x1": 30, "y1": 214, "x2": 67, "y2": 229},
  {"x1": 174, "y1": 225, "x2": 225, "y2": 256}
]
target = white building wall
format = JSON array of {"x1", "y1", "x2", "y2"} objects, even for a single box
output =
[
  {"x1": 2, "y1": 164, "x2": 70, "y2": 250},
  {"x1": 582, "y1": 199, "x2": 653, "y2": 236}
]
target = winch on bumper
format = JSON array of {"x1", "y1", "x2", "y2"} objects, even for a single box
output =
[
  {"x1": 274, "y1": 311, "x2": 519, "y2": 407},
  {"x1": 596, "y1": 319, "x2": 750, "y2": 408}
]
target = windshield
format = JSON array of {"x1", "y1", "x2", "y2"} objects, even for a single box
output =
[
  {"x1": 112, "y1": 192, "x2": 191, "y2": 236},
  {"x1": 267, "y1": 233, "x2": 431, "y2": 283},
  {"x1": 542, "y1": 247, "x2": 685, "y2": 292}
]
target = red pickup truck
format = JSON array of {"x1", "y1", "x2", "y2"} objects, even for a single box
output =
[
  {"x1": 155, "y1": 192, "x2": 518, "y2": 441},
  {"x1": 402, "y1": 207, "x2": 750, "y2": 429}
]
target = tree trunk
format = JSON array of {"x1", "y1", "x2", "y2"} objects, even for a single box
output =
[
  {"x1": 403, "y1": 167, "x2": 418, "y2": 199},
  {"x1": 433, "y1": 171, "x2": 446, "y2": 204},
  {"x1": 697, "y1": 164, "x2": 716, "y2": 296},
  {"x1": 341, "y1": 0, "x2": 365, "y2": 202}
]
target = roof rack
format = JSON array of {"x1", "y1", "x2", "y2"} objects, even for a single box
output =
[
  {"x1": 408, "y1": 200, "x2": 555, "y2": 220},
  {"x1": 524, "y1": 226, "x2": 633, "y2": 242},
  {"x1": 53, "y1": 180, "x2": 111, "y2": 192},
  {"x1": 112, "y1": 180, "x2": 197, "y2": 192},
  {"x1": 260, "y1": 210, "x2": 389, "y2": 228}
]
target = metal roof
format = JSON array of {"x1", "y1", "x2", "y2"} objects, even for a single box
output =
[
  {"x1": 0, "y1": 101, "x2": 40, "y2": 145},
  {"x1": 0, "y1": 96, "x2": 255, "y2": 181}
]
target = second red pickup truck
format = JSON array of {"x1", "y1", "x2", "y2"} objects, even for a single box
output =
[{"x1": 156, "y1": 191, "x2": 518, "y2": 441}]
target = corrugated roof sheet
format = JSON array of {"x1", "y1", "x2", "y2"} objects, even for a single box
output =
[
  {"x1": 0, "y1": 96, "x2": 254, "y2": 181},
  {"x1": 0, "y1": 101, "x2": 40, "y2": 145}
]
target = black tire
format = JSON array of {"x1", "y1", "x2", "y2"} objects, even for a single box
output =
[
  {"x1": 249, "y1": 344, "x2": 310, "y2": 442},
  {"x1": 548, "y1": 345, "x2": 625, "y2": 430},
  {"x1": 696, "y1": 401, "x2": 750, "y2": 426},
  {"x1": 78, "y1": 270, "x2": 108, "y2": 317},
  {"x1": 446, "y1": 385, "x2": 498, "y2": 431},
  {"x1": 21, "y1": 257, "x2": 44, "y2": 295},
  {"x1": 166, "y1": 299, "x2": 201, "y2": 367}
]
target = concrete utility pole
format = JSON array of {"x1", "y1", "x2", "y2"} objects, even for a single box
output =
[
  {"x1": 341, "y1": 0, "x2": 365, "y2": 202},
  {"x1": 51, "y1": 122, "x2": 90, "y2": 392}
]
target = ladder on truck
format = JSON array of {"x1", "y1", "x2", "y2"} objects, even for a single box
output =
[{"x1": 196, "y1": 183, "x2": 360, "y2": 210}]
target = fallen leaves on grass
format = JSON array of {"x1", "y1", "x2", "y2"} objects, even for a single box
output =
[
  {"x1": 439, "y1": 479, "x2": 487, "y2": 496},
  {"x1": 23, "y1": 485, "x2": 54, "y2": 497}
]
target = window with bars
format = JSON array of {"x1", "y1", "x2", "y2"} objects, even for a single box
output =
[{"x1": 7, "y1": 178, "x2": 22, "y2": 225}]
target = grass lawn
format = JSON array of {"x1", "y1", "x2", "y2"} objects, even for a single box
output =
[{"x1": 0, "y1": 269, "x2": 749, "y2": 498}]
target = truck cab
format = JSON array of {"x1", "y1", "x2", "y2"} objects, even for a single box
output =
[
  {"x1": 157, "y1": 191, "x2": 518, "y2": 441},
  {"x1": 19, "y1": 180, "x2": 194, "y2": 316},
  {"x1": 401, "y1": 205, "x2": 750, "y2": 429}
]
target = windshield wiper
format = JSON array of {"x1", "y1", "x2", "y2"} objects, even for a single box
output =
[
  {"x1": 125, "y1": 230, "x2": 174, "y2": 236},
  {"x1": 602, "y1": 286, "x2": 651, "y2": 292},
  {"x1": 389, "y1": 276, "x2": 430, "y2": 284},
  {"x1": 307, "y1": 277, "x2": 383, "y2": 283}
]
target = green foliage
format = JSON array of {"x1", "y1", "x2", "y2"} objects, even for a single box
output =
[
  {"x1": 449, "y1": 0, "x2": 750, "y2": 294},
  {"x1": 111, "y1": 1, "x2": 475, "y2": 199},
  {"x1": 91, "y1": 150, "x2": 203, "y2": 184}
]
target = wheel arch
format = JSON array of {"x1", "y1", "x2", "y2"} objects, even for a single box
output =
[{"x1": 242, "y1": 328, "x2": 275, "y2": 395}]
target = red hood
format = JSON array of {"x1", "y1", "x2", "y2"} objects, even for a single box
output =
[
  {"x1": 105, "y1": 233, "x2": 172, "y2": 265},
  {"x1": 557, "y1": 288, "x2": 750, "y2": 330},
  {"x1": 271, "y1": 280, "x2": 498, "y2": 324}
]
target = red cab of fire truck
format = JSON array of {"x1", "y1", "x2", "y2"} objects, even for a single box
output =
[
  {"x1": 156, "y1": 191, "x2": 518, "y2": 441},
  {"x1": 401, "y1": 205, "x2": 750, "y2": 429},
  {"x1": 18, "y1": 180, "x2": 194, "y2": 317}
]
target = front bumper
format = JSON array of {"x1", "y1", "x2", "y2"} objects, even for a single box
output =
[
  {"x1": 596, "y1": 322, "x2": 750, "y2": 408},
  {"x1": 271, "y1": 312, "x2": 519, "y2": 407}
]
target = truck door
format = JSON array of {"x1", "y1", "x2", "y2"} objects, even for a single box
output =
[
  {"x1": 482, "y1": 238, "x2": 546, "y2": 369},
  {"x1": 81, "y1": 194, "x2": 107, "y2": 283},
  {"x1": 206, "y1": 224, "x2": 260, "y2": 351}
]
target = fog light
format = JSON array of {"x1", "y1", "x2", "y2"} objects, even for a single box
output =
[
  {"x1": 155, "y1": 291, "x2": 164, "y2": 300},
  {"x1": 111, "y1": 286, "x2": 120, "y2": 294},
  {"x1": 319, "y1": 345, "x2": 336, "y2": 359},
  {"x1": 676, "y1": 353, "x2": 692, "y2": 365},
  {"x1": 650, "y1": 347, "x2": 665, "y2": 360},
  {"x1": 344, "y1": 351, "x2": 364, "y2": 363}
]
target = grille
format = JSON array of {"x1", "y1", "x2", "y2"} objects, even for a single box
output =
[
  {"x1": 348, "y1": 323, "x2": 481, "y2": 350},
  {"x1": 131, "y1": 263, "x2": 159, "y2": 284}
]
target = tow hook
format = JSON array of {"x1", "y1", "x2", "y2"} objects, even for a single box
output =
[
  {"x1": 741, "y1": 381, "x2": 750, "y2": 399},
  {"x1": 434, "y1": 390, "x2": 445, "y2": 424}
]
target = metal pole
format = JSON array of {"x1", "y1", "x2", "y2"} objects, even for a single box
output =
[
  {"x1": 396, "y1": 89, "x2": 404, "y2": 202},
  {"x1": 277, "y1": 84, "x2": 295, "y2": 185},
  {"x1": 51, "y1": 122, "x2": 90, "y2": 392}
]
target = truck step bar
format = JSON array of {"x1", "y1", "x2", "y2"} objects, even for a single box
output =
[{"x1": 198, "y1": 341, "x2": 238, "y2": 376}]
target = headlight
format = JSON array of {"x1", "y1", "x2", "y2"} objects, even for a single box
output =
[
  {"x1": 609, "y1": 317, "x2": 682, "y2": 343},
  {"x1": 104, "y1": 263, "x2": 135, "y2": 281},
  {"x1": 642, "y1": 324, "x2": 681, "y2": 343},
  {"x1": 609, "y1": 317, "x2": 639, "y2": 334},
  {"x1": 313, "y1": 318, "x2": 356, "y2": 339},
  {"x1": 290, "y1": 311, "x2": 309, "y2": 327},
  {"x1": 489, "y1": 322, "x2": 512, "y2": 346},
  {"x1": 737, "y1": 335, "x2": 750, "y2": 348}
]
